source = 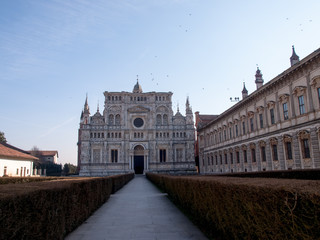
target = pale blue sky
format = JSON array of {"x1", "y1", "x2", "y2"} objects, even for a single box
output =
[{"x1": 1, "y1": 0, "x2": 319, "y2": 165}]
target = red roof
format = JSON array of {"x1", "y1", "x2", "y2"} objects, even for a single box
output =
[
  {"x1": 0, "y1": 143, "x2": 38, "y2": 161},
  {"x1": 198, "y1": 114, "x2": 219, "y2": 123}
]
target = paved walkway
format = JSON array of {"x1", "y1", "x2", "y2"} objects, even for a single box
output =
[{"x1": 65, "y1": 175, "x2": 207, "y2": 240}]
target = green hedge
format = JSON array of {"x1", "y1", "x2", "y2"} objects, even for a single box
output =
[
  {"x1": 0, "y1": 173, "x2": 134, "y2": 240},
  {"x1": 147, "y1": 173, "x2": 320, "y2": 240}
]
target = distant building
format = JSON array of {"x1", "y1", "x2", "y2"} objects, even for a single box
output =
[
  {"x1": 0, "y1": 142, "x2": 38, "y2": 177},
  {"x1": 29, "y1": 151, "x2": 59, "y2": 164},
  {"x1": 78, "y1": 81, "x2": 196, "y2": 176},
  {"x1": 194, "y1": 112, "x2": 218, "y2": 172},
  {"x1": 197, "y1": 46, "x2": 320, "y2": 174}
]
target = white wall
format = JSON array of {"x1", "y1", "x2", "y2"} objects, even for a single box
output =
[{"x1": 0, "y1": 158, "x2": 34, "y2": 177}]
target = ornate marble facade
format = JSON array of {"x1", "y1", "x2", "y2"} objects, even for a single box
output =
[
  {"x1": 78, "y1": 82, "x2": 196, "y2": 176},
  {"x1": 197, "y1": 47, "x2": 320, "y2": 174}
]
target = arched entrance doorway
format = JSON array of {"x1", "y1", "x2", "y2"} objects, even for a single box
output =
[{"x1": 134, "y1": 145, "x2": 144, "y2": 174}]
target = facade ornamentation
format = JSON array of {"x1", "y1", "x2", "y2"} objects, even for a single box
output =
[{"x1": 78, "y1": 81, "x2": 196, "y2": 176}]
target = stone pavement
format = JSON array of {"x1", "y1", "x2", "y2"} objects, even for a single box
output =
[{"x1": 65, "y1": 175, "x2": 208, "y2": 240}]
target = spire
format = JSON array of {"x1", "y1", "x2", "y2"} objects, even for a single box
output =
[
  {"x1": 84, "y1": 94, "x2": 90, "y2": 114},
  {"x1": 177, "y1": 102, "x2": 180, "y2": 112},
  {"x1": 242, "y1": 82, "x2": 248, "y2": 99},
  {"x1": 97, "y1": 100, "x2": 99, "y2": 112},
  {"x1": 290, "y1": 45, "x2": 299, "y2": 66},
  {"x1": 186, "y1": 96, "x2": 192, "y2": 114},
  {"x1": 133, "y1": 75, "x2": 143, "y2": 93},
  {"x1": 255, "y1": 67, "x2": 264, "y2": 89}
]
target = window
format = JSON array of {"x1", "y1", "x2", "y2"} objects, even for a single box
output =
[
  {"x1": 302, "y1": 139, "x2": 310, "y2": 158},
  {"x1": 229, "y1": 128, "x2": 232, "y2": 139},
  {"x1": 224, "y1": 154, "x2": 227, "y2": 164},
  {"x1": 261, "y1": 146, "x2": 266, "y2": 162},
  {"x1": 270, "y1": 108, "x2": 275, "y2": 124},
  {"x1": 230, "y1": 152, "x2": 233, "y2": 164},
  {"x1": 285, "y1": 142, "x2": 293, "y2": 160},
  {"x1": 251, "y1": 148, "x2": 256, "y2": 162},
  {"x1": 243, "y1": 150, "x2": 247, "y2": 163},
  {"x1": 16, "y1": 168, "x2": 19, "y2": 175},
  {"x1": 220, "y1": 155, "x2": 222, "y2": 164},
  {"x1": 215, "y1": 155, "x2": 218, "y2": 165},
  {"x1": 109, "y1": 114, "x2": 114, "y2": 125},
  {"x1": 250, "y1": 118, "x2": 254, "y2": 132},
  {"x1": 259, "y1": 114, "x2": 263, "y2": 128},
  {"x1": 242, "y1": 121, "x2": 246, "y2": 134},
  {"x1": 160, "y1": 149, "x2": 166, "y2": 162},
  {"x1": 163, "y1": 114, "x2": 168, "y2": 125},
  {"x1": 224, "y1": 130, "x2": 226, "y2": 141},
  {"x1": 115, "y1": 114, "x2": 121, "y2": 125},
  {"x1": 272, "y1": 145, "x2": 278, "y2": 161},
  {"x1": 156, "y1": 114, "x2": 162, "y2": 125},
  {"x1": 111, "y1": 149, "x2": 118, "y2": 163},
  {"x1": 3, "y1": 166, "x2": 7, "y2": 176},
  {"x1": 298, "y1": 95, "x2": 305, "y2": 115},
  {"x1": 318, "y1": 87, "x2": 320, "y2": 104},
  {"x1": 134, "y1": 118, "x2": 144, "y2": 128},
  {"x1": 235, "y1": 125, "x2": 238, "y2": 137},
  {"x1": 283, "y1": 103, "x2": 288, "y2": 120},
  {"x1": 236, "y1": 152, "x2": 240, "y2": 163}
]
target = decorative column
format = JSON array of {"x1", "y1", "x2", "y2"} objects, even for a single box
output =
[
  {"x1": 266, "y1": 141, "x2": 272, "y2": 170},
  {"x1": 311, "y1": 127, "x2": 320, "y2": 168},
  {"x1": 130, "y1": 154, "x2": 133, "y2": 170},
  {"x1": 255, "y1": 141, "x2": 261, "y2": 171},
  {"x1": 292, "y1": 132, "x2": 302, "y2": 169},
  {"x1": 278, "y1": 136, "x2": 285, "y2": 170}
]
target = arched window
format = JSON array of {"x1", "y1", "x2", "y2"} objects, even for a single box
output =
[
  {"x1": 115, "y1": 114, "x2": 121, "y2": 125},
  {"x1": 109, "y1": 114, "x2": 114, "y2": 125},
  {"x1": 163, "y1": 114, "x2": 168, "y2": 125},
  {"x1": 156, "y1": 114, "x2": 162, "y2": 125}
]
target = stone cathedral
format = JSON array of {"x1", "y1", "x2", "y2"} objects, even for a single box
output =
[{"x1": 77, "y1": 81, "x2": 196, "y2": 176}]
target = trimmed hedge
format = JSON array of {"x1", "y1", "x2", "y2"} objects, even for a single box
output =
[
  {"x1": 0, "y1": 177, "x2": 63, "y2": 185},
  {"x1": 0, "y1": 173, "x2": 134, "y2": 240},
  {"x1": 215, "y1": 169, "x2": 320, "y2": 180},
  {"x1": 147, "y1": 173, "x2": 320, "y2": 240}
]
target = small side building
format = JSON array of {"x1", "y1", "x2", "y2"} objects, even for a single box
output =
[
  {"x1": 29, "y1": 151, "x2": 59, "y2": 164},
  {"x1": 0, "y1": 142, "x2": 38, "y2": 177}
]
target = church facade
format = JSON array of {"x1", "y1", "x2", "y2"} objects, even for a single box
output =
[{"x1": 77, "y1": 82, "x2": 196, "y2": 176}]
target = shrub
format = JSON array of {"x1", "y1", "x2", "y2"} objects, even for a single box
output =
[
  {"x1": 0, "y1": 173, "x2": 134, "y2": 240},
  {"x1": 147, "y1": 173, "x2": 320, "y2": 240}
]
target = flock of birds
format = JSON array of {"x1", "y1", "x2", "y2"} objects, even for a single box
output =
[
  {"x1": 139, "y1": 13, "x2": 193, "y2": 88},
  {"x1": 286, "y1": 17, "x2": 313, "y2": 32},
  {"x1": 139, "y1": 15, "x2": 314, "y2": 96}
]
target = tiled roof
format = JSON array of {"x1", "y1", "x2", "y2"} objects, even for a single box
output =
[
  {"x1": 0, "y1": 143, "x2": 38, "y2": 161},
  {"x1": 198, "y1": 114, "x2": 219, "y2": 122}
]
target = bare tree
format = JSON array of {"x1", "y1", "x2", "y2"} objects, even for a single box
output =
[{"x1": 30, "y1": 146, "x2": 41, "y2": 158}]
